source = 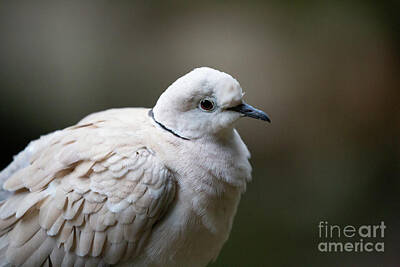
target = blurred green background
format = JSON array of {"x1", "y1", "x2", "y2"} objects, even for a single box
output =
[{"x1": 0, "y1": 1, "x2": 399, "y2": 266}]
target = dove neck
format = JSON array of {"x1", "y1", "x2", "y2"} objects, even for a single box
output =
[{"x1": 149, "y1": 109, "x2": 190, "y2": 141}]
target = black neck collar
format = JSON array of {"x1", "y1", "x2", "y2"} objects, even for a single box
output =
[{"x1": 149, "y1": 109, "x2": 190, "y2": 141}]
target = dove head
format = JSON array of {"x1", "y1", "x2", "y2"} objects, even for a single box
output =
[{"x1": 152, "y1": 67, "x2": 270, "y2": 140}]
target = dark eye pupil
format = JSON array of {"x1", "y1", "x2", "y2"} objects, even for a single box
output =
[{"x1": 201, "y1": 100, "x2": 214, "y2": 110}]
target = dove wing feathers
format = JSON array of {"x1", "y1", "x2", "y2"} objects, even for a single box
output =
[{"x1": 0, "y1": 108, "x2": 176, "y2": 266}]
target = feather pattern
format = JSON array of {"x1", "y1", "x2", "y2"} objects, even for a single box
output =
[{"x1": 0, "y1": 114, "x2": 176, "y2": 266}]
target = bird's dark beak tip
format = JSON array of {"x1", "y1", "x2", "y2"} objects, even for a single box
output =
[
  {"x1": 261, "y1": 115, "x2": 271, "y2": 123},
  {"x1": 229, "y1": 102, "x2": 271, "y2": 123}
]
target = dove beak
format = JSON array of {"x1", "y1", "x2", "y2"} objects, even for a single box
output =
[{"x1": 228, "y1": 102, "x2": 271, "y2": 123}]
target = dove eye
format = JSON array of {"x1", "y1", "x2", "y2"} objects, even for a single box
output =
[{"x1": 199, "y1": 98, "x2": 216, "y2": 112}]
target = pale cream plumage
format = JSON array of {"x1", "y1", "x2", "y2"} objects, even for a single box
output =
[
  {"x1": 0, "y1": 108, "x2": 175, "y2": 266},
  {"x1": 0, "y1": 67, "x2": 270, "y2": 266}
]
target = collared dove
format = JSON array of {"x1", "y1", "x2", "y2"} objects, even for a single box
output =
[{"x1": 0, "y1": 67, "x2": 270, "y2": 267}]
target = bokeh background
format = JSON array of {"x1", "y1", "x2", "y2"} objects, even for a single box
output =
[{"x1": 0, "y1": 1, "x2": 399, "y2": 266}]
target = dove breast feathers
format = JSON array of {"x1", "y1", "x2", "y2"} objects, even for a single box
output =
[
  {"x1": 0, "y1": 108, "x2": 177, "y2": 266},
  {"x1": 0, "y1": 107, "x2": 252, "y2": 267}
]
